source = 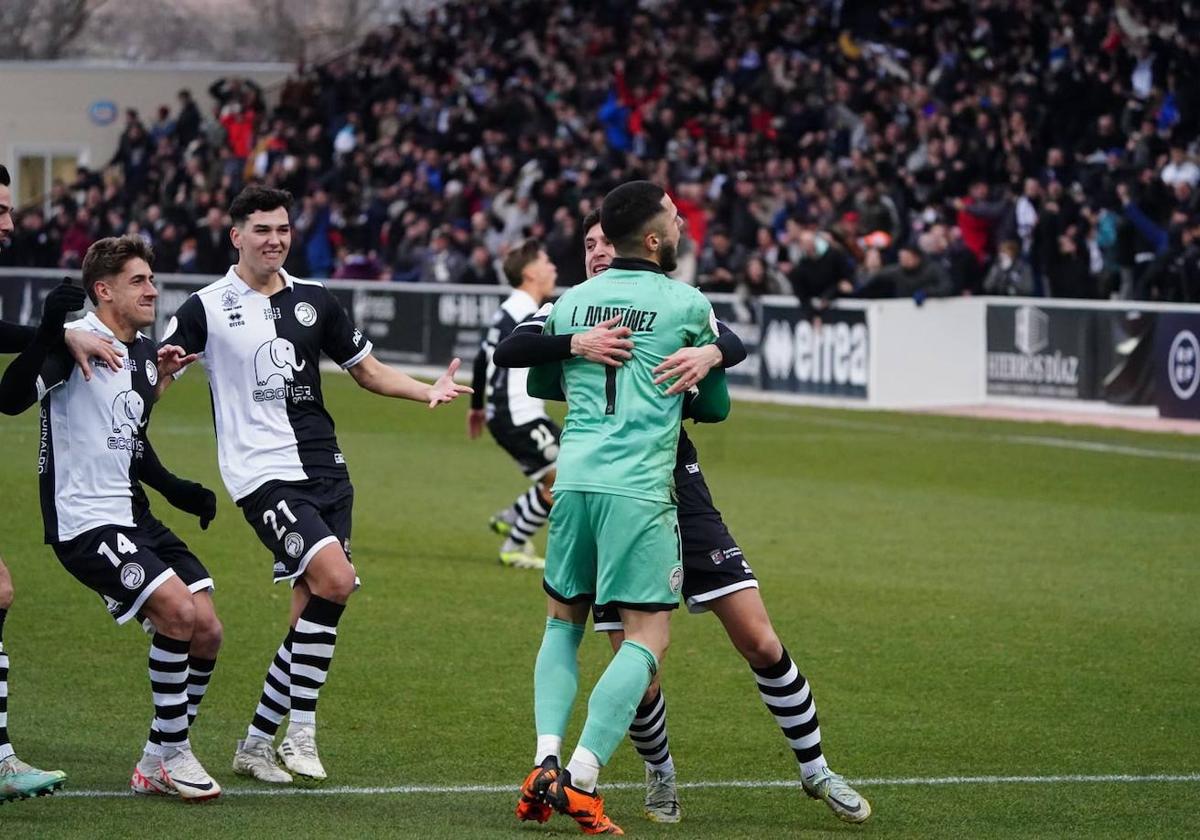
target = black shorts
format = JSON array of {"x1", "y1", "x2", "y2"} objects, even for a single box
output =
[
  {"x1": 592, "y1": 477, "x2": 757, "y2": 631},
  {"x1": 488, "y1": 417, "x2": 561, "y2": 480},
  {"x1": 240, "y1": 477, "x2": 354, "y2": 584},
  {"x1": 52, "y1": 512, "x2": 213, "y2": 626}
]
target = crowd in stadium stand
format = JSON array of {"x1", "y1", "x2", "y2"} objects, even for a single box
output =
[{"x1": 4, "y1": 0, "x2": 1200, "y2": 304}]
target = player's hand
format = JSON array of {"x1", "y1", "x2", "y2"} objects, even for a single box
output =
[
  {"x1": 467, "y1": 408, "x2": 486, "y2": 439},
  {"x1": 42, "y1": 278, "x2": 87, "y2": 328},
  {"x1": 64, "y1": 329, "x2": 124, "y2": 381},
  {"x1": 166, "y1": 479, "x2": 218, "y2": 530},
  {"x1": 653, "y1": 344, "x2": 723, "y2": 396},
  {"x1": 157, "y1": 344, "x2": 199, "y2": 378},
  {"x1": 428, "y1": 357, "x2": 474, "y2": 408},
  {"x1": 570, "y1": 315, "x2": 633, "y2": 367}
]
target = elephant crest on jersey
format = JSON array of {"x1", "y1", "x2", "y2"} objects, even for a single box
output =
[
  {"x1": 254, "y1": 338, "x2": 307, "y2": 386},
  {"x1": 110, "y1": 389, "x2": 146, "y2": 436}
]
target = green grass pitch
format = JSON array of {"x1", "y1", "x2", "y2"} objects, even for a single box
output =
[{"x1": 0, "y1": 369, "x2": 1197, "y2": 838}]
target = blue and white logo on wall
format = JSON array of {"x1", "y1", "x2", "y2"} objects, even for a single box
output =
[
  {"x1": 1168, "y1": 329, "x2": 1199, "y2": 400},
  {"x1": 89, "y1": 100, "x2": 118, "y2": 126}
]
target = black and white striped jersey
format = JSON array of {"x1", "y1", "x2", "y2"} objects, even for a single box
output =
[
  {"x1": 36, "y1": 313, "x2": 159, "y2": 543},
  {"x1": 477, "y1": 289, "x2": 547, "y2": 428},
  {"x1": 159, "y1": 267, "x2": 373, "y2": 502}
]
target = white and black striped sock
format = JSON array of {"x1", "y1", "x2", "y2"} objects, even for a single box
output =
[
  {"x1": 187, "y1": 656, "x2": 216, "y2": 727},
  {"x1": 0, "y1": 629, "x2": 13, "y2": 762},
  {"x1": 509, "y1": 486, "x2": 550, "y2": 545},
  {"x1": 288, "y1": 596, "x2": 345, "y2": 728},
  {"x1": 247, "y1": 631, "x2": 292, "y2": 742},
  {"x1": 628, "y1": 690, "x2": 674, "y2": 771},
  {"x1": 753, "y1": 648, "x2": 827, "y2": 776},
  {"x1": 145, "y1": 634, "x2": 191, "y2": 757}
]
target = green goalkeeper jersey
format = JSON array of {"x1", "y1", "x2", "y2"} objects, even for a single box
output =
[{"x1": 543, "y1": 257, "x2": 720, "y2": 503}]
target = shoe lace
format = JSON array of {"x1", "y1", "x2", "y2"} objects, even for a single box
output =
[
  {"x1": 170, "y1": 749, "x2": 207, "y2": 779},
  {"x1": 290, "y1": 729, "x2": 320, "y2": 760},
  {"x1": 647, "y1": 769, "x2": 678, "y2": 808},
  {"x1": 821, "y1": 771, "x2": 858, "y2": 802},
  {"x1": 247, "y1": 740, "x2": 277, "y2": 762}
]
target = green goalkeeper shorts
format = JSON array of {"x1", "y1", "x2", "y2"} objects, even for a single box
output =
[{"x1": 543, "y1": 490, "x2": 683, "y2": 611}]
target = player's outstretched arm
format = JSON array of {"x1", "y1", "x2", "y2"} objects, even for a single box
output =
[
  {"x1": 139, "y1": 431, "x2": 218, "y2": 530},
  {"x1": 0, "y1": 280, "x2": 88, "y2": 415},
  {"x1": 348, "y1": 353, "x2": 473, "y2": 408}
]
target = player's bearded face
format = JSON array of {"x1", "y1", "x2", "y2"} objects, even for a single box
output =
[{"x1": 658, "y1": 239, "x2": 678, "y2": 273}]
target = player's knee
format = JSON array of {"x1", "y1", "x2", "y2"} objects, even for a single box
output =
[
  {"x1": 153, "y1": 595, "x2": 196, "y2": 640},
  {"x1": 737, "y1": 630, "x2": 783, "y2": 670},
  {"x1": 192, "y1": 612, "x2": 224, "y2": 654},
  {"x1": 0, "y1": 579, "x2": 13, "y2": 609},
  {"x1": 313, "y1": 563, "x2": 356, "y2": 603},
  {"x1": 643, "y1": 673, "x2": 663, "y2": 705}
]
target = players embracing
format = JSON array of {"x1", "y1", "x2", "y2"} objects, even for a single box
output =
[{"x1": 496, "y1": 190, "x2": 872, "y2": 830}]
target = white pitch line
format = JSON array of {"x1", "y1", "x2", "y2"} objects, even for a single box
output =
[
  {"x1": 744, "y1": 409, "x2": 1200, "y2": 463},
  {"x1": 54, "y1": 773, "x2": 1200, "y2": 799}
]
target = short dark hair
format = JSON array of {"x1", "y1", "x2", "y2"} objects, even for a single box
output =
[
  {"x1": 0, "y1": 164, "x2": 9, "y2": 188},
  {"x1": 502, "y1": 238, "x2": 543, "y2": 287},
  {"x1": 600, "y1": 180, "x2": 667, "y2": 253},
  {"x1": 229, "y1": 186, "x2": 293, "y2": 226},
  {"x1": 582, "y1": 208, "x2": 601, "y2": 233},
  {"x1": 81, "y1": 236, "x2": 154, "y2": 304}
]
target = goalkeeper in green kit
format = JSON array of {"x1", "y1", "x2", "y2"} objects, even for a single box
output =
[{"x1": 515, "y1": 181, "x2": 730, "y2": 835}]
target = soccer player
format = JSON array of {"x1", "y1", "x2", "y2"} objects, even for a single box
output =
[
  {"x1": 155, "y1": 186, "x2": 471, "y2": 784},
  {"x1": 511, "y1": 181, "x2": 730, "y2": 835},
  {"x1": 467, "y1": 238, "x2": 560, "y2": 569},
  {"x1": 0, "y1": 236, "x2": 224, "y2": 802},
  {"x1": 0, "y1": 164, "x2": 125, "y2": 803},
  {"x1": 496, "y1": 209, "x2": 872, "y2": 825}
]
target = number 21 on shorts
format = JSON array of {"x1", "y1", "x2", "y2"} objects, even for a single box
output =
[{"x1": 262, "y1": 499, "x2": 298, "y2": 540}]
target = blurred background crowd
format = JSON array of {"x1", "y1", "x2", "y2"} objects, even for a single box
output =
[{"x1": 3, "y1": 0, "x2": 1199, "y2": 305}]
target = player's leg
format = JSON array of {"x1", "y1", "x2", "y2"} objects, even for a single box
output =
[
  {"x1": 0, "y1": 559, "x2": 65, "y2": 803},
  {"x1": 708, "y1": 584, "x2": 871, "y2": 824},
  {"x1": 517, "y1": 490, "x2": 594, "y2": 824},
  {"x1": 544, "y1": 495, "x2": 680, "y2": 834},
  {"x1": 603, "y1": 624, "x2": 679, "y2": 823},
  {"x1": 143, "y1": 521, "x2": 222, "y2": 732},
  {"x1": 493, "y1": 419, "x2": 560, "y2": 568},
  {"x1": 273, "y1": 542, "x2": 354, "y2": 781},
  {"x1": 186, "y1": 591, "x2": 222, "y2": 728},
  {"x1": 236, "y1": 480, "x2": 352, "y2": 782},
  {"x1": 499, "y1": 467, "x2": 555, "y2": 568},
  {"x1": 137, "y1": 574, "x2": 220, "y2": 801}
]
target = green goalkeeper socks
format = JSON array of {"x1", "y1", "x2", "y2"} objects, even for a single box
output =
[
  {"x1": 533, "y1": 618, "x2": 585, "y2": 743},
  {"x1": 578, "y1": 640, "x2": 658, "y2": 766}
]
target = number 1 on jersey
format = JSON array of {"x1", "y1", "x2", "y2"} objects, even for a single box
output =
[{"x1": 605, "y1": 367, "x2": 617, "y2": 415}]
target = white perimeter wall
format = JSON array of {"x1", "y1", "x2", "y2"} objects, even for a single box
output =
[{"x1": 868, "y1": 297, "x2": 987, "y2": 408}]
